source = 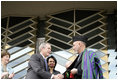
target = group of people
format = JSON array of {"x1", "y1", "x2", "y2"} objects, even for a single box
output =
[{"x1": 1, "y1": 35, "x2": 104, "y2": 79}]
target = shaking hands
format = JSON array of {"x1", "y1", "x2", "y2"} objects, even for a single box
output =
[{"x1": 53, "y1": 74, "x2": 64, "y2": 79}]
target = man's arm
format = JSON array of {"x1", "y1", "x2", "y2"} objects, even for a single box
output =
[{"x1": 29, "y1": 54, "x2": 52, "y2": 79}]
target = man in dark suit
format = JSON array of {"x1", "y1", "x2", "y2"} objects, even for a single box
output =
[
  {"x1": 64, "y1": 35, "x2": 103, "y2": 79},
  {"x1": 25, "y1": 42, "x2": 62, "y2": 79}
]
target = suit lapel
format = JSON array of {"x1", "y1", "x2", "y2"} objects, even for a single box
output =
[
  {"x1": 36, "y1": 53, "x2": 46, "y2": 70},
  {"x1": 73, "y1": 54, "x2": 83, "y2": 68}
]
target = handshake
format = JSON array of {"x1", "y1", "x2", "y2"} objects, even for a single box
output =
[{"x1": 53, "y1": 74, "x2": 64, "y2": 79}]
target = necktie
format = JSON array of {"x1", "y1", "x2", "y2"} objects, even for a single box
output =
[{"x1": 44, "y1": 59, "x2": 48, "y2": 71}]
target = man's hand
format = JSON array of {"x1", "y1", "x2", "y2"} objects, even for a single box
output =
[
  {"x1": 71, "y1": 68, "x2": 77, "y2": 75},
  {"x1": 53, "y1": 75, "x2": 60, "y2": 79},
  {"x1": 53, "y1": 74, "x2": 64, "y2": 79},
  {"x1": 57, "y1": 74, "x2": 64, "y2": 79}
]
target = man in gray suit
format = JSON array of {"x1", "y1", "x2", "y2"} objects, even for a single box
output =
[{"x1": 26, "y1": 42, "x2": 62, "y2": 79}]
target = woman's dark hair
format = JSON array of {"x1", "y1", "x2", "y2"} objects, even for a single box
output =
[
  {"x1": 47, "y1": 55, "x2": 57, "y2": 68},
  {"x1": 1, "y1": 50, "x2": 10, "y2": 58}
]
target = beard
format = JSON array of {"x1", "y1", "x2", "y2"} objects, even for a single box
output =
[
  {"x1": 73, "y1": 47, "x2": 79, "y2": 54},
  {"x1": 74, "y1": 50, "x2": 78, "y2": 54}
]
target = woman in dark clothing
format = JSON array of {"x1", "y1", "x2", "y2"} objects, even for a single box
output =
[{"x1": 47, "y1": 55, "x2": 60, "y2": 75}]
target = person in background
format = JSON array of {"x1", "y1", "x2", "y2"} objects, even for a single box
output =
[
  {"x1": 25, "y1": 42, "x2": 63, "y2": 79},
  {"x1": 64, "y1": 35, "x2": 103, "y2": 79},
  {"x1": 47, "y1": 55, "x2": 60, "y2": 75},
  {"x1": 1, "y1": 50, "x2": 14, "y2": 79}
]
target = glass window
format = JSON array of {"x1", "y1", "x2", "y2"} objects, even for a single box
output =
[
  {"x1": 8, "y1": 16, "x2": 31, "y2": 28},
  {"x1": 8, "y1": 54, "x2": 30, "y2": 68},
  {"x1": 84, "y1": 28, "x2": 103, "y2": 39},
  {"x1": 52, "y1": 10, "x2": 74, "y2": 23},
  {"x1": 49, "y1": 18, "x2": 72, "y2": 28},
  {"x1": 51, "y1": 45, "x2": 61, "y2": 52},
  {"x1": 95, "y1": 50, "x2": 106, "y2": 58},
  {"x1": 48, "y1": 38, "x2": 72, "y2": 49},
  {"x1": 49, "y1": 25, "x2": 72, "y2": 35},
  {"x1": 48, "y1": 31, "x2": 71, "y2": 43},
  {"x1": 77, "y1": 21, "x2": 102, "y2": 34},
  {"x1": 51, "y1": 53, "x2": 68, "y2": 66},
  {"x1": 10, "y1": 21, "x2": 33, "y2": 32},
  {"x1": 87, "y1": 36, "x2": 103, "y2": 47},
  {"x1": 8, "y1": 27, "x2": 33, "y2": 39},
  {"x1": 8, "y1": 34, "x2": 32, "y2": 45},
  {"x1": 10, "y1": 47, "x2": 32, "y2": 61},
  {"x1": 13, "y1": 61, "x2": 28, "y2": 73},
  {"x1": 13, "y1": 69, "x2": 27, "y2": 79},
  {"x1": 77, "y1": 14, "x2": 102, "y2": 27},
  {"x1": 8, "y1": 47, "x2": 22, "y2": 54},
  {"x1": 91, "y1": 43, "x2": 104, "y2": 49},
  {"x1": 54, "y1": 50, "x2": 72, "y2": 59},
  {"x1": 75, "y1": 10, "x2": 98, "y2": 22},
  {"x1": 16, "y1": 40, "x2": 32, "y2": 47}
]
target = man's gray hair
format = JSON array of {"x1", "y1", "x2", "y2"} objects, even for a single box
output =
[{"x1": 39, "y1": 42, "x2": 51, "y2": 52}]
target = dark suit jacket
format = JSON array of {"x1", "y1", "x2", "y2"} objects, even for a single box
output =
[
  {"x1": 25, "y1": 53, "x2": 52, "y2": 79},
  {"x1": 64, "y1": 53, "x2": 83, "y2": 79},
  {"x1": 73, "y1": 53, "x2": 83, "y2": 79}
]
